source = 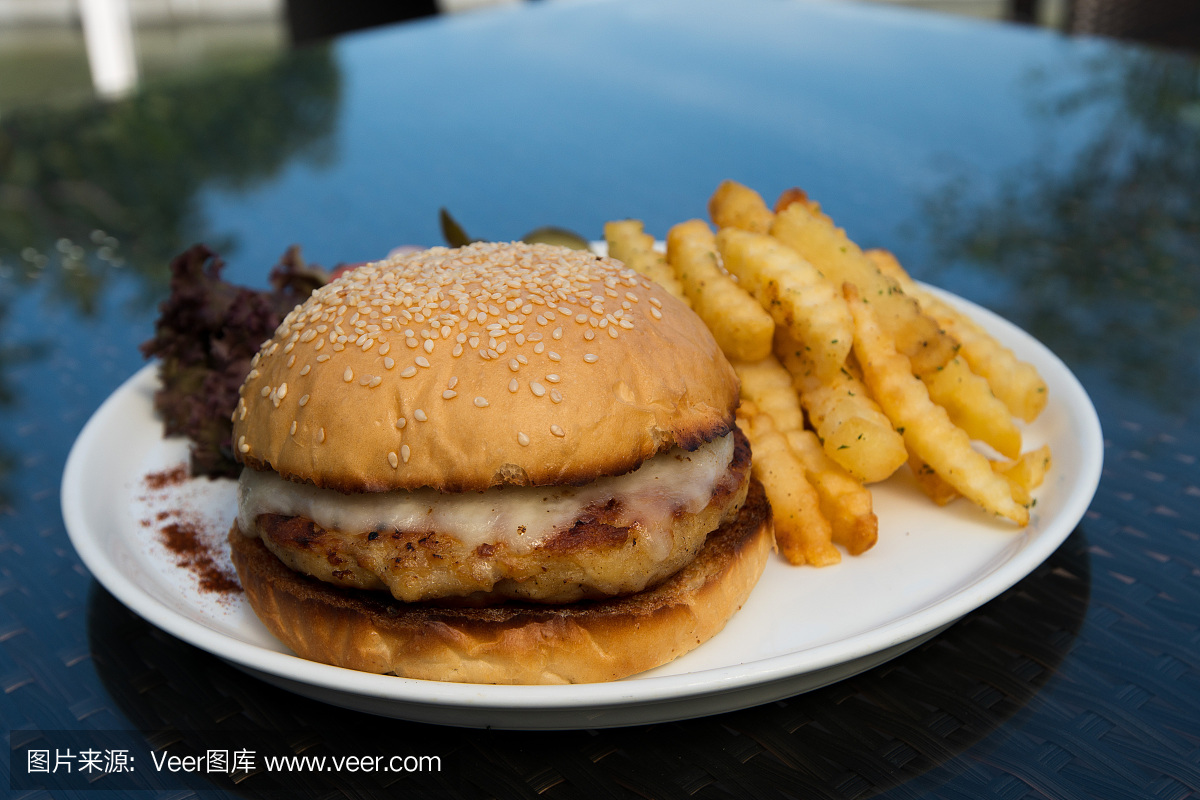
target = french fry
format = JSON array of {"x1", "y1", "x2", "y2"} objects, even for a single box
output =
[
  {"x1": 737, "y1": 404, "x2": 841, "y2": 566},
  {"x1": 867, "y1": 248, "x2": 1048, "y2": 422},
  {"x1": 921, "y1": 356, "x2": 1023, "y2": 459},
  {"x1": 773, "y1": 187, "x2": 827, "y2": 219},
  {"x1": 708, "y1": 180, "x2": 774, "y2": 234},
  {"x1": 667, "y1": 220, "x2": 774, "y2": 361},
  {"x1": 603, "y1": 219, "x2": 690, "y2": 304},
  {"x1": 845, "y1": 283, "x2": 1029, "y2": 526},
  {"x1": 911, "y1": 445, "x2": 1051, "y2": 509},
  {"x1": 735, "y1": 358, "x2": 878, "y2": 556},
  {"x1": 994, "y1": 444, "x2": 1052, "y2": 493},
  {"x1": 786, "y1": 429, "x2": 878, "y2": 555},
  {"x1": 770, "y1": 202, "x2": 958, "y2": 377},
  {"x1": 731, "y1": 356, "x2": 805, "y2": 432},
  {"x1": 907, "y1": 453, "x2": 959, "y2": 506},
  {"x1": 776, "y1": 330, "x2": 907, "y2": 484},
  {"x1": 717, "y1": 227, "x2": 853, "y2": 382}
]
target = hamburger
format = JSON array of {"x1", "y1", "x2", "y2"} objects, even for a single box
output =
[{"x1": 227, "y1": 241, "x2": 773, "y2": 684}]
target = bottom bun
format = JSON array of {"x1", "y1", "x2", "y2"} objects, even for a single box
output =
[{"x1": 228, "y1": 480, "x2": 774, "y2": 685}]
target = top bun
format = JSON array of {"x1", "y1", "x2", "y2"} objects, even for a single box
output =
[{"x1": 233, "y1": 242, "x2": 738, "y2": 492}]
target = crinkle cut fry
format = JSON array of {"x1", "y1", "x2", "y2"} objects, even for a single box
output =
[{"x1": 844, "y1": 283, "x2": 1029, "y2": 527}]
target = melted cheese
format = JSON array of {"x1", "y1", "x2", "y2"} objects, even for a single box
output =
[{"x1": 237, "y1": 433, "x2": 734, "y2": 558}]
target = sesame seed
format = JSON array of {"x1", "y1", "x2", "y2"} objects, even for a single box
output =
[
  {"x1": 546, "y1": 374, "x2": 560, "y2": 383},
  {"x1": 368, "y1": 376, "x2": 382, "y2": 388},
  {"x1": 550, "y1": 389, "x2": 562, "y2": 403},
  {"x1": 290, "y1": 421, "x2": 297, "y2": 435},
  {"x1": 474, "y1": 397, "x2": 489, "y2": 408},
  {"x1": 395, "y1": 417, "x2": 406, "y2": 429},
  {"x1": 575, "y1": 314, "x2": 587, "y2": 324},
  {"x1": 443, "y1": 390, "x2": 457, "y2": 399},
  {"x1": 583, "y1": 353, "x2": 598, "y2": 363},
  {"x1": 448, "y1": 376, "x2": 458, "y2": 388},
  {"x1": 317, "y1": 353, "x2": 331, "y2": 362},
  {"x1": 509, "y1": 359, "x2": 520, "y2": 372},
  {"x1": 534, "y1": 342, "x2": 545, "y2": 354},
  {"x1": 620, "y1": 319, "x2": 634, "y2": 329},
  {"x1": 552, "y1": 327, "x2": 563, "y2": 340},
  {"x1": 415, "y1": 356, "x2": 430, "y2": 368},
  {"x1": 414, "y1": 409, "x2": 427, "y2": 421},
  {"x1": 551, "y1": 425, "x2": 565, "y2": 437},
  {"x1": 518, "y1": 432, "x2": 530, "y2": 446},
  {"x1": 530, "y1": 382, "x2": 546, "y2": 397},
  {"x1": 379, "y1": 342, "x2": 390, "y2": 355},
  {"x1": 401, "y1": 444, "x2": 411, "y2": 463},
  {"x1": 453, "y1": 344, "x2": 464, "y2": 357},
  {"x1": 509, "y1": 378, "x2": 519, "y2": 392},
  {"x1": 650, "y1": 307, "x2": 663, "y2": 320},
  {"x1": 300, "y1": 364, "x2": 311, "y2": 376},
  {"x1": 649, "y1": 297, "x2": 662, "y2": 308},
  {"x1": 401, "y1": 366, "x2": 417, "y2": 378},
  {"x1": 343, "y1": 368, "x2": 354, "y2": 382},
  {"x1": 318, "y1": 427, "x2": 326, "y2": 443},
  {"x1": 278, "y1": 382, "x2": 288, "y2": 399},
  {"x1": 423, "y1": 340, "x2": 434, "y2": 354},
  {"x1": 548, "y1": 351, "x2": 561, "y2": 362},
  {"x1": 384, "y1": 357, "x2": 395, "y2": 369},
  {"x1": 238, "y1": 435, "x2": 249, "y2": 453},
  {"x1": 299, "y1": 394, "x2": 310, "y2": 406},
  {"x1": 287, "y1": 354, "x2": 296, "y2": 368},
  {"x1": 608, "y1": 326, "x2": 619, "y2": 338},
  {"x1": 388, "y1": 451, "x2": 399, "y2": 468}
]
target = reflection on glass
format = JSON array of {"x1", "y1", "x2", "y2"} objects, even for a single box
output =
[
  {"x1": 0, "y1": 44, "x2": 340, "y2": 312},
  {"x1": 924, "y1": 47, "x2": 1200, "y2": 410}
]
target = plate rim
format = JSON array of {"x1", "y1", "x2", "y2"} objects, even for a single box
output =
[{"x1": 62, "y1": 285, "x2": 1103, "y2": 719}]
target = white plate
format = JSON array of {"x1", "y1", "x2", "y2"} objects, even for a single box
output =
[{"x1": 62, "y1": 287, "x2": 1102, "y2": 730}]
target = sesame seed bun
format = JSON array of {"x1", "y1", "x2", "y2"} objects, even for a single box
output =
[
  {"x1": 227, "y1": 479, "x2": 773, "y2": 684},
  {"x1": 232, "y1": 242, "x2": 738, "y2": 492}
]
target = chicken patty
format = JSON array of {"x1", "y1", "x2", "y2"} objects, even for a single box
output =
[{"x1": 240, "y1": 429, "x2": 752, "y2": 604}]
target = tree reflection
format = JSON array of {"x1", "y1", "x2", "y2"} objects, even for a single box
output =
[
  {"x1": 0, "y1": 45, "x2": 340, "y2": 311},
  {"x1": 924, "y1": 47, "x2": 1200, "y2": 410}
]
